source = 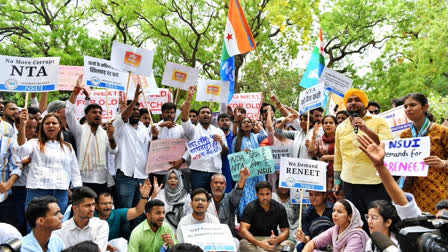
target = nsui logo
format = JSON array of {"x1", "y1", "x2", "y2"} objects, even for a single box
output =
[
  {"x1": 92, "y1": 77, "x2": 100, "y2": 86},
  {"x1": 5, "y1": 79, "x2": 18, "y2": 90},
  {"x1": 286, "y1": 177, "x2": 295, "y2": 187}
]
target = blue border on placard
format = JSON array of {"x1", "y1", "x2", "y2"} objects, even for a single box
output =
[
  {"x1": 0, "y1": 84, "x2": 56, "y2": 92},
  {"x1": 325, "y1": 86, "x2": 344, "y2": 98},
  {"x1": 86, "y1": 80, "x2": 125, "y2": 91},
  {"x1": 280, "y1": 181, "x2": 324, "y2": 191}
]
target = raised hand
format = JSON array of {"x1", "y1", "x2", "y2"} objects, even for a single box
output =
[
  {"x1": 139, "y1": 178, "x2": 152, "y2": 199},
  {"x1": 240, "y1": 167, "x2": 250, "y2": 179}
]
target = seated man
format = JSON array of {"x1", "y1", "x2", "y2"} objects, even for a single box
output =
[
  {"x1": 240, "y1": 181, "x2": 294, "y2": 252},
  {"x1": 54, "y1": 187, "x2": 108, "y2": 252},
  {"x1": 128, "y1": 199, "x2": 177, "y2": 251},
  {"x1": 177, "y1": 188, "x2": 220, "y2": 243},
  {"x1": 94, "y1": 179, "x2": 151, "y2": 241},
  {"x1": 21, "y1": 196, "x2": 65, "y2": 252}
]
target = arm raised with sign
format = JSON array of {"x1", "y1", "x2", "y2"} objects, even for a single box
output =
[
  {"x1": 121, "y1": 83, "x2": 142, "y2": 122},
  {"x1": 181, "y1": 85, "x2": 196, "y2": 122}
]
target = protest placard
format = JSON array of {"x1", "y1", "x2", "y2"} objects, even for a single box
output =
[
  {"x1": 299, "y1": 83, "x2": 325, "y2": 114},
  {"x1": 110, "y1": 41, "x2": 154, "y2": 77},
  {"x1": 57, "y1": 66, "x2": 86, "y2": 91},
  {"x1": 228, "y1": 92, "x2": 263, "y2": 120},
  {"x1": 182, "y1": 223, "x2": 237, "y2": 251},
  {"x1": 139, "y1": 89, "x2": 172, "y2": 114},
  {"x1": 74, "y1": 90, "x2": 120, "y2": 121},
  {"x1": 0, "y1": 55, "x2": 60, "y2": 92},
  {"x1": 84, "y1": 56, "x2": 128, "y2": 91},
  {"x1": 270, "y1": 145, "x2": 294, "y2": 170},
  {"x1": 380, "y1": 105, "x2": 412, "y2": 138},
  {"x1": 196, "y1": 79, "x2": 230, "y2": 103},
  {"x1": 228, "y1": 147, "x2": 275, "y2": 181},
  {"x1": 279, "y1": 158, "x2": 327, "y2": 191},
  {"x1": 161, "y1": 62, "x2": 200, "y2": 90},
  {"x1": 131, "y1": 71, "x2": 158, "y2": 94},
  {"x1": 291, "y1": 189, "x2": 311, "y2": 204},
  {"x1": 383, "y1": 136, "x2": 430, "y2": 176},
  {"x1": 145, "y1": 139, "x2": 187, "y2": 173},
  {"x1": 187, "y1": 135, "x2": 222, "y2": 160},
  {"x1": 318, "y1": 67, "x2": 353, "y2": 98}
]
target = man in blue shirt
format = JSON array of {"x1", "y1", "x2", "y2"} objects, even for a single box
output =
[
  {"x1": 217, "y1": 113, "x2": 234, "y2": 192},
  {"x1": 21, "y1": 196, "x2": 65, "y2": 252}
]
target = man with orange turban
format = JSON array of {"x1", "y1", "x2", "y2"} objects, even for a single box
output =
[{"x1": 333, "y1": 88, "x2": 393, "y2": 232}]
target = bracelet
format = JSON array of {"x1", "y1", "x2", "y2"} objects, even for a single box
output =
[{"x1": 141, "y1": 196, "x2": 149, "y2": 200}]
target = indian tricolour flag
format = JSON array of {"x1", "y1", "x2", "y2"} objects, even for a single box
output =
[
  {"x1": 299, "y1": 28, "x2": 326, "y2": 88},
  {"x1": 220, "y1": 0, "x2": 256, "y2": 102}
]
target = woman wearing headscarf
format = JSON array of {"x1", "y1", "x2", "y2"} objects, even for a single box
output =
[
  {"x1": 302, "y1": 199, "x2": 369, "y2": 252},
  {"x1": 151, "y1": 168, "x2": 190, "y2": 230}
]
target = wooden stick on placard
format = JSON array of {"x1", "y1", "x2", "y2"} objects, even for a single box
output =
[
  {"x1": 105, "y1": 89, "x2": 110, "y2": 122},
  {"x1": 298, "y1": 189, "x2": 304, "y2": 229},
  {"x1": 137, "y1": 75, "x2": 154, "y2": 127},
  {"x1": 255, "y1": 49, "x2": 272, "y2": 96},
  {"x1": 174, "y1": 88, "x2": 180, "y2": 105},
  {"x1": 306, "y1": 110, "x2": 310, "y2": 135},
  {"x1": 24, "y1": 92, "x2": 29, "y2": 109},
  {"x1": 124, "y1": 71, "x2": 132, "y2": 101},
  {"x1": 322, "y1": 93, "x2": 332, "y2": 116},
  {"x1": 209, "y1": 99, "x2": 213, "y2": 108}
]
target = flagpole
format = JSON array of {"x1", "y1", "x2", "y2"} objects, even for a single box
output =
[
  {"x1": 125, "y1": 71, "x2": 132, "y2": 101},
  {"x1": 255, "y1": 49, "x2": 272, "y2": 96},
  {"x1": 323, "y1": 93, "x2": 332, "y2": 116}
]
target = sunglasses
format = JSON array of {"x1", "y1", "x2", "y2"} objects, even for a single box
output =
[{"x1": 370, "y1": 110, "x2": 380, "y2": 114}]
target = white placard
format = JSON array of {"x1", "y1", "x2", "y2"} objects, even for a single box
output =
[
  {"x1": 379, "y1": 105, "x2": 412, "y2": 138},
  {"x1": 74, "y1": 90, "x2": 120, "y2": 121},
  {"x1": 270, "y1": 145, "x2": 294, "y2": 170},
  {"x1": 319, "y1": 67, "x2": 353, "y2": 98},
  {"x1": 290, "y1": 189, "x2": 311, "y2": 204},
  {"x1": 161, "y1": 62, "x2": 200, "y2": 90},
  {"x1": 84, "y1": 56, "x2": 128, "y2": 91},
  {"x1": 0, "y1": 55, "x2": 59, "y2": 92},
  {"x1": 383, "y1": 137, "x2": 430, "y2": 176},
  {"x1": 140, "y1": 89, "x2": 172, "y2": 114},
  {"x1": 299, "y1": 83, "x2": 325, "y2": 114},
  {"x1": 187, "y1": 135, "x2": 222, "y2": 160},
  {"x1": 196, "y1": 79, "x2": 230, "y2": 103},
  {"x1": 182, "y1": 223, "x2": 237, "y2": 251},
  {"x1": 228, "y1": 92, "x2": 263, "y2": 120},
  {"x1": 279, "y1": 158, "x2": 327, "y2": 192},
  {"x1": 110, "y1": 40, "x2": 154, "y2": 77}
]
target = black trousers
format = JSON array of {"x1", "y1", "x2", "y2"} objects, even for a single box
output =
[{"x1": 343, "y1": 181, "x2": 391, "y2": 234}]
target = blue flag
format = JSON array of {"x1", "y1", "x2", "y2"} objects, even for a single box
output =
[
  {"x1": 220, "y1": 41, "x2": 236, "y2": 102},
  {"x1": 299, "y1": 47, "x2": 325, "y2": 88}
]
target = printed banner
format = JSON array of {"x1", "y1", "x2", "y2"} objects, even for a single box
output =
[
  {"x1": 196, "y1": 79, "x2": 230, "y2": 103},
  {"x1": 299, "y1": 83, "x2": 325, "y2": 114},
  {"x1": 229, "y1": 147, "x2": 275, "y2": 181},
  {"x1": 290, "y1": 189, "x2": 311, "y2": 204},
  {"x1": 139, "y1": 89, "x2": 172, "y2": 114},
  {"x1": 228, "y1": 92, "x2": 263, "y2": 120},
  {"x1": 279, "y1": 158, "x2": 327, "y2": 192},
  {"x1": 161, "y1": 62, "x2": 200, "y2": 90},
  {"x1": 379, "y1": 105, "x2": 412, "y2": 138},
  {"x1": 187, "y1": 135, "x2": 222, "y2": 160},
  {"x1": 270, "y1": 145, "x2": 294, "y2": 170},
  {"x1": 84, "y1": 56, "x2": 128, "y2": 91},
  {"x1": 57, "y1": 66, "x2": 86, "y2": 91},
  {"x1": 0, "y1": 55, "x2": 60, "y2": 92},
  {"x1": 145, "y1": 139, "x2": 187, "y2": 173},
  {"x1": 318, "y1": 67, "x2": 353, "y2": 98},
  {"x1": 74, "y1": 90, "x2": 120, "y2": 121},
  {"x1": 131, "y1": 71, "x2": 158, "y2": 94},
  {"x1": 110, "y1": 41, "x2": 154, "y2": 77},
  {"x1": 182, "y1": 223, "x2": 237, "y2": 251},
  {"x1": 383, "y1": 137, "x2": 430, "y2": 176}
]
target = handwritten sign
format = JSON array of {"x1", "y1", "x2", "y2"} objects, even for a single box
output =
[
  {"x1": 74, "y1": 90, "x2": 120, "y2": 121},
  {"x1": 279, "y1": 158, "x2": 327, "y2": 192},
  {"x1": 318, "y1": 67, "x2": 353, "y2": 98},
  {"x1": 145, "y1": 139, "x2": 187, "y2": 173},
  {"x1": 228, "y1": 147, "x2": 275, "y2": 181},
  {"x1": 380, "y1": 105, "x2": 412, "y2": 138},
  {"x1": 0, "y1": 55, "x2": 60, "y2": 92},
  {"x1": 182, "y1": 223, "x2": 237, "y2": 251},
  {"x1": 290, "y1": 189, "x2": 311, "y2": 204},
  {"x1": 196, "y1": 79, "x2": 230, "y2": 103},
  {"x1": 57, "y1": 66, "x2": 86, "y2": 91},
  {"x1": 110, "y1": 41, "x2": 154, "y2": 77},
  {"x1": 270, "y1": 145, "x2": 294, "y2": 170},
  {"x1": 161, "y1": 62, "x2": 200, "y2": 90},
  {"x1": 299, "y1": 83, "x2": 325, "y2": 114},
  {"x1": 383, "y1": 137, "x2": 430, "y2": 176},
  {"x1": 187, "y1": 135, "x2": 222, "y2": 160},
  {"x1": 228, "y1": 92, "x2": 263, "y2": 120},
  {"x1": 84, "y1": 56, "x2": 128, "y2": 91}
]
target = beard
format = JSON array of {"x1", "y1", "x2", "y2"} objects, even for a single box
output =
[{"x1": 129, "y1": 117, "x2": 140, "y2": 125}]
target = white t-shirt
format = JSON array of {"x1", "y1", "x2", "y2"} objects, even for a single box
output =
[{"x1": 176, "y1": 213, "x2": 220, "y2": 242}]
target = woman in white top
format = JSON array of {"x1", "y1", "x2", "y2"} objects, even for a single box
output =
[
  {"x1": 17, "y1": 110, "x2": 82, "y2": 214},
  {"x1": 151, "y1": 168, "x2": 191, "y2": 231}
]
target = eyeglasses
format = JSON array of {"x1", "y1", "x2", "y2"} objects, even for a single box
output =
[
  {"x1": 370, "y1": 110, "x2": 380, "y2": 115},
  {"x1": 364, "y1": 214, "x2": 381, "y2": 221}
]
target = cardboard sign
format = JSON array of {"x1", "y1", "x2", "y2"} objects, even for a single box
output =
[
  {"x1": 290, "y1": 189, "x2": 311, "y2": 204},
  {"x1": 84, "y1": 56, "x2": 128, "y2": 91},
  {"x1": 228, "y1": 92, "x2": 263, "y2": 120},
  {"x1": 0, "y1": 55, "x2": 59, "y2": 92},
  {"x1": 270, "y1": 145, "x2": 294, "y2": 170},
  {"x1": 383, "y1": 137, "x2": 430, "y2": 176},
  {"x1": 139, "y1": 89, "x2": 172, "y2": 114},
  {"x1": 161, "y1": 62, "x2": 200, "y2": 90},
  {"x1": 182, "y1": 223, "x2": 237, "y2": 251},
  {"x1": 131, "y1": 71, "x2": 158, "y2": 94},
  {"x1": 380, "y1": 105, "x2": 412, "y2": 138},
  {"x1": 228, "y1": 147, "x2": 275, "y2": 181},
  {"x1": 74, "y1": 90, "x2": 120, "y2": 121},
  {"x1": 145, "y1": 139, "x2": 187, "y2": 173},
  {"x1": 318, "y1": 67, "x2": 353, "y2": 98},
  {"x1": 299, "y1": 83, "x2": 325, "y2": 114},
  {"x1": 279, "y1": 158, "x2": 327, "y2": 191},
  {"x1": 196, "y1": 80, "x2": 230, "y2": 103},
  {"x1": 57, "y1": 66, "x2": 86, "y2": 91},
  {"x1": 110, "y1": 41, "x2": 154, "y2": 77},
  {"x1": 187, "y1": 135, "x2": 222, "y2": 160}
]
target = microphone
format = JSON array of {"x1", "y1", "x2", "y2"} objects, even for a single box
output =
[
  {"x1": 371, "y1": 232, "x2": 400, "y2": 252},
  {"x1": 351, "y1": 112, "x2": 359, "y2": 134}
]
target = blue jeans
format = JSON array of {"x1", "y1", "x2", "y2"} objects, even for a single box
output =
[
  {"x1": 12, "y1": 186, "x2": 26, "y2": 235},
  {"x1": 190, "y1": 170, "x2": 216, "y2": 193},
  {"x1": 25, "y1": 189, "x2": 69, "y2": 215},
  {"x1": 115, "y1": 172, "x2": 145, "y2": 208}
]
